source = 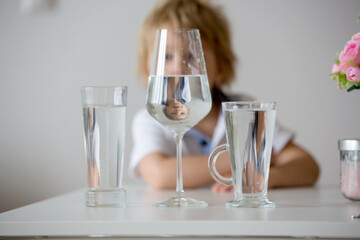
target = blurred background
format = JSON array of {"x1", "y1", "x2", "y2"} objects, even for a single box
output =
[{"x1": 1, "y1": 0, "x2": 359, "y2": 213}]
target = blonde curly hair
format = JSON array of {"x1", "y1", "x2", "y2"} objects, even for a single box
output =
[{"x1": 137, "y1": 0, "x2": 236, "y2": 86}]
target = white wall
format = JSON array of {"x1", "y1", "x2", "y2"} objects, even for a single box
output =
[{"x1": 0, "y1": 0, "x2": 359, "y2": 212}]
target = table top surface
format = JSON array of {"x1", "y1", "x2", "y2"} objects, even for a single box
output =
[{"x1": 0, "y1": 185, "x2": 359, "y2": 238}]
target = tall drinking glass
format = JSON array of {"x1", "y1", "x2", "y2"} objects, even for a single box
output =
[
  {"x1": 146, "y1": 29, "x2": 212, "y2": 207},
  {"x1": 81, "y1": 86, "x2": 127, "y2": 207},
  {"x1": 208, "y1": 102, "x2": 276, "y2": 208}
]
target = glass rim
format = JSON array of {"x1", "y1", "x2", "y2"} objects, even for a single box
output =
[
  {"x1": 156, "y1": 28, "x2": 200, "y2": 33},
  {"x1": 222, "y1": 101, "x2": 276, "y2": 110},
  {"x1": 81, "y1": 86, "x2": 128, "y2": 90}
]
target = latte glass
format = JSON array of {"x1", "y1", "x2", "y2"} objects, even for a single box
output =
[{"x1": 208, "y1": 101, "x2": 276, "y2": 208}]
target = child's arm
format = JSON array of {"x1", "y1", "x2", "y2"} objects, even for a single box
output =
[
  {"x1": 268, "y1": 141, "x2": 320, "y2": 188},
  {"x1": 138, "y1": 152, "x2": 230, "y2": 190},
  {"x1": 211, "y1": 140, "x2": 320, "y2": 192},
  {"x1": 138, "y1": 140, "x2": 319, "y2": 191}
]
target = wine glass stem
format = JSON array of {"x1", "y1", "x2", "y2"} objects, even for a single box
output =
[{"x1": 175, "y1": 133, "x2": 184, "y2": 195}]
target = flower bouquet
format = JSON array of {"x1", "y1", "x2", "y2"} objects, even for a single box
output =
[{"x1": 331, "y1": 30, "x2": 360, "y2": 92}]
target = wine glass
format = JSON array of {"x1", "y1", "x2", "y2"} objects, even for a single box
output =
[{"x1": 146, "y1": 29, "x2": 212, "y2": 207}]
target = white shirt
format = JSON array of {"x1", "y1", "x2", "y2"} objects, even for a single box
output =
[{"x1": 129, "y1": 107, "x2": 293, "y2": 179}]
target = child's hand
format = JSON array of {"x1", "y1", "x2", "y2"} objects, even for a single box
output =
[{"x1": 211, "y1": 182, "x2": 233, "y2": 193}]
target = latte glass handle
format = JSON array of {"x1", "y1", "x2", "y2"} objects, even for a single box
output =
[{"x1": 208, "y1": 144, "x2": 232, "y2": 185}]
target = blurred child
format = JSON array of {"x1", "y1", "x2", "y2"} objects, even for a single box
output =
[{"x1": 129, "y1": 0, "x2": 319, "y2": 192}]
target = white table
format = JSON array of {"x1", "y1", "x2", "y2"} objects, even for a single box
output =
[{"x1": 0, "y1": 185, "x2": 359, "y2": 239}]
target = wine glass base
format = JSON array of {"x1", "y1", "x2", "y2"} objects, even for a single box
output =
[
  {"x1": 154, "y1": 192, "x2": 208, "y2": 208},
  {"x1": 226, "y1": 198, "x2": 275, "y2": 208}
]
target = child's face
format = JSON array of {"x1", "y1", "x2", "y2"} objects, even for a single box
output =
[
  {"x1": 146, "y1": 29, "x2": 222, "y2": 91},
  {"x1": 163, "y1": 76, "x2": 190, "y2": 120},
  {"x1": 164, "y1": 32, "x2": 197, "y2": 75},
  {"x1": 164, "y1": 100, "x2": 190, "y2": 120}
]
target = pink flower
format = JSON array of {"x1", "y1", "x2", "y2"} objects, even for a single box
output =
[
  {"x1": 339, "y1": 40, "x2": 360, "y2": 70},
  {"x1": 332, "y1": 63, "x2": 342, "y2": 73},
  {"x1": 346, "y1": 66, "x2": 360, "y2": 82},
  {"x1": 352, "y1": 32, "x2": 360, "y2": 41}
]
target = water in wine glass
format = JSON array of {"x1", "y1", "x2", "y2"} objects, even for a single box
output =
[{"x1": 146, "y1": 75, "x2": 211, "y2": 135}]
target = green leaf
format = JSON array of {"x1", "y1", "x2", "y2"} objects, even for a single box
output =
[
  {"x1": 358, "y1": 14, "x2": 360, "y2": 21},
  {"x1": 339, "y1": 73, "x2": 347, "y2": 82},
  {"x1": 347, "y1": 85, "x2": 355, "y2": 92},
  {"x1": 331, "y1": 74, "x2": 339, "y2": 82},
  {"x1": 347, "y1": 85, "x2": 360, "y2": 92},
  {"x1": 334, "y1": 59, "x2": 340, "y2": 65}
]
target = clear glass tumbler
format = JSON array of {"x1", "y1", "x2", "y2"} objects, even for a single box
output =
[{"x1": 81, "y1": 86, "x2": 127, "y2": 207}]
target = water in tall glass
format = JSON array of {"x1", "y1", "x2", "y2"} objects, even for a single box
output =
[
  {"x1": 224, "y1": 108, "x2": 276, "y2": 201},
  {"x1": 81, "y1": 85, "x2": 127, "y2": 207},
  {"x1": 83, "y1": 105, "x2": 126, "y2": 190}
]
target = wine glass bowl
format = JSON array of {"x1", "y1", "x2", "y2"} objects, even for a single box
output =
[{"x1": 146, "y1": 29, "x2": 212, "y2": 207}]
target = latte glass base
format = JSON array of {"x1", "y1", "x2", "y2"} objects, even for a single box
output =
[
  {"x1": 226, "y1": 198, "x2": 275, "y2": 208},
  {"x1": 86, "y1": 188, "x2": 127, "y2": 207},
  {"x1": 154, "y1": 191, "x2": 208, "y2": 208}
]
